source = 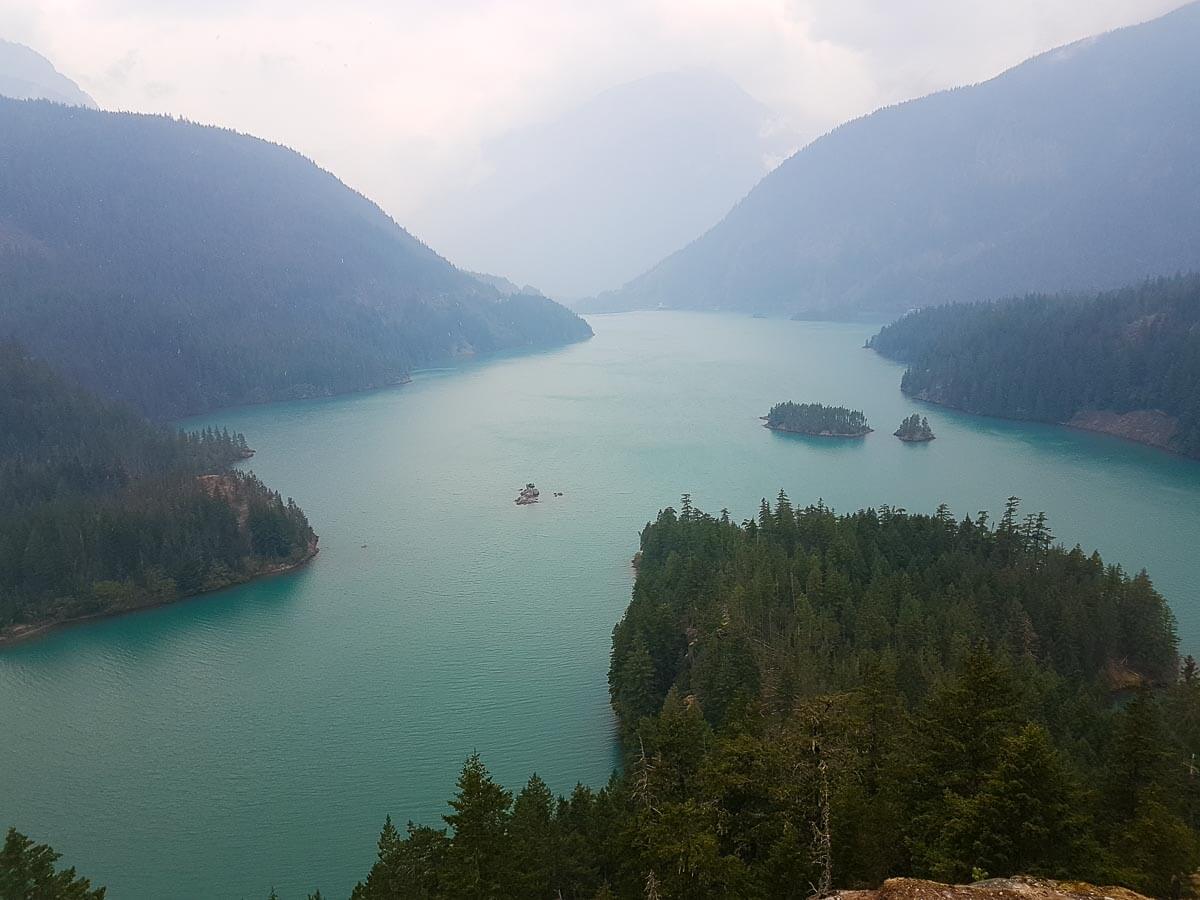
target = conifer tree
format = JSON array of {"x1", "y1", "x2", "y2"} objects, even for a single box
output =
[
  {"x1": 443, "y1": 753, "x2": 512, "y2": 899},
  {"x1": 0, "y1": 828, "x2": 106, "y2": 899}
]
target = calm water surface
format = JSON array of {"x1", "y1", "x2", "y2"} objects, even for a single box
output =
[{"x1": 2, "y1": 312, "x2": 1199, "y2": 898}]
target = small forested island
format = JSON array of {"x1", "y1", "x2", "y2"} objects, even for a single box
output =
[
  {"x1": 895, "y1": 412, "x2": 935, "y2": 441},
  {"x1": 0, "y1": 345, "x2": 317, "y2": 645},
  {"x1": 339, "y1": 494, "x2": 1195, "y2": 899},
  {"x1": 868, "y1": 275, "x2": 1200, "y2": 458},
  {"x1": 764, "y1": 401, "x2": 872, "y2": 436}
]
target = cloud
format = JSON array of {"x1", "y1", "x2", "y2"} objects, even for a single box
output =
[{"x1": 0, "y1": 0, "x2": 1184, "y2": 230}]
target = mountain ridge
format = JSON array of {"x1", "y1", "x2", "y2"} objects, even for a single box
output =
[
  {"x1": 0, "y1": 98, "x2": 591, "y2": 418},
  {"x1": 586, "y1": 2, "x2": 1200, "y2": 317},
  {"x1": 0, "y1": 39, "x2": 96, "y2": 108}
]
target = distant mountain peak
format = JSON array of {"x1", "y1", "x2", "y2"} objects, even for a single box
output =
[
  {"x1": 0, "y1": 39, "x2": 95, "y2": 107},
  {"x1": 588, "y1": 2, "x2": 1200, "y2": 318},
  {"x1": 410, "y1": 66, "x2": 799, "y2": 300}
]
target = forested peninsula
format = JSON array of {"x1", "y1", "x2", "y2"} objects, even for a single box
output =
[
  {"x1": 343, "y1": 495, "x2": 1196, "y2": 899},
  {"x1": 0, "y1": 345, "x2": 316, "y2": 644},
  {"x1": 764, "y1": 402, "x2": 872, "y2": 437},
  {"x1": 868, "y1": 275, "x2": 1200, "y2": 458}
]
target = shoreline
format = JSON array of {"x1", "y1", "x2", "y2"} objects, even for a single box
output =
[
  {"x1": 903, "y1": 390, "x2": 1195, "y2": 460},
  {"x1": 0, "y1": 542, "x2": 319, "y2": 650},
  {"x1": 764, "y1": 422, "x2": 873, "y2": 438},
  {"x1": 175, "y1": 330, "x2": 593, "y2": 425},
  {"x1": 867, "y1": 349, "x2": 1193, "y2": 461}
]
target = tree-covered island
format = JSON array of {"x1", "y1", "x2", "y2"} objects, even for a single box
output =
[
  {"x1": 895, "y1": 413, "x2": 936, "y2": 441},
  {"x1": 764, "y1": 401, "x2": 872, "y2": 436}
]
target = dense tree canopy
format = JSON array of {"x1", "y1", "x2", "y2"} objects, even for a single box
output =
[
  {"x1": 0, "y1": 98, "x2": 591, "y2": 419},
  {"x1": 764, "y1": 402, "x2": 871, "y2": 436},
  {"x1": 0, "y1": 828, "x2": 105, "y2": 900},
  {"x1": 894, "y1": 413, "x2": 934, "y2": 441},
  {"x1": 868, "y1": 275, "x2": 1200, "y2": 457},
  {"x1": 0, "y1": 345, "x2": 315, "y2": 634},
  {"x1": 347, "y1": 494, "x2": 1197, "y2": 899}
]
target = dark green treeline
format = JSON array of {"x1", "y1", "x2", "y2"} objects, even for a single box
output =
[
  {"x1": 867, "y1": 274, "x2": 1200, "y2": 457},
  {"x1": 764, "y1": 402, "x2": 871, "y2": 436},
  {"x1": 348, "y1": 495, "x2": 1199, "y2": 899},
  {"x1": 0, "y1": 344, "x2": 315, "y2": 633}
]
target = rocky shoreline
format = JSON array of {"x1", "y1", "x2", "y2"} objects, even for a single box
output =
[
  {"x1": 910, "y1": 390, "x2": 1190, "y2": 458},
  {"x1": 0, "y1": 539, "x2": 319, "y2": 649}
]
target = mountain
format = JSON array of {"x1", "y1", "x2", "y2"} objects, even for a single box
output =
[
  {"x1": 0, "y1": 98, "x2": 592, "y2": 418},
  {"x1": 589, "y1": 3, "x2": 1200, "y2": 318},
  {"x1": 467, "y1": 271, "x2": 545, "y2": 297},
  {"x1": 411, "y1": 69, "x2": 798, "y2": 299},
  {"x1": 868, "y1": 275, "x2": 1200, "y2": 458},
  {"x1": 0, "y1": 40, "x2": 95, "y2": 107},
  {"x1": 0, "y1": 344, "x2": 316, "y2": 642}
]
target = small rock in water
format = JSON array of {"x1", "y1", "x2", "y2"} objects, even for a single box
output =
[{"x1": 515, "y1": 482, "x2": 540, "y2": 505}]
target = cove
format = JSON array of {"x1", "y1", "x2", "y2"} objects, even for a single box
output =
[{"x1": 2, "y1": 312, "x2": 1198, "y2": 899}]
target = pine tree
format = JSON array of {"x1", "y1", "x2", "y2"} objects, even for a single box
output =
[
  {"x1": 930, "y1": 724, "x2": 1097, "y2": 881},
  {"x1": 0, "y1": 828, "x2": 106, "y2": 899},
  {"x1": 443, "y1": 753, "x2": 513, "y2": 899},
  {"x1": 614, "y1": 634, "x2": 660, "y2": 725},
  {"x1": 509, "y1": 774, "x2": 557, "y2": 898}
]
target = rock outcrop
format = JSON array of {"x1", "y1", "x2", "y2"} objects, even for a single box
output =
[
  {"x1": 834, "y1": 876, "x2": 1150, "y2": 900},
  {"x1": 515, "y1": 483, "x2": 540, "y2": 505}
]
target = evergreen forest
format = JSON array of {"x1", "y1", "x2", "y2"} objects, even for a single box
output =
[
  {"x1": 765, "y1": 403, "x2": 871, "y2": 436},
  {"x1": 894, "y1": 414, "x2": 935, "y2": 441},
  {"x1": 0, "y1": 98, "x2": 592, "y2": 419},
  {"x1": 0, "y1": 344, "x2": 315, "y2": 636},
  {"x1": 342, "y1": 494, "x2": 1197, "y2": 899},
  {"x1": 867, "y1": 275, "x2": 1200, "y2": 457}
]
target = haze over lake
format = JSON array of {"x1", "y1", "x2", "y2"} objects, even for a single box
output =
[{"x1": 2, "y1": 311, "x2": 1198, "y2": 899}]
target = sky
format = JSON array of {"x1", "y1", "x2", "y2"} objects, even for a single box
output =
[{"x1": 0, "y1": 0, "x2": 1184, "y2": 242}]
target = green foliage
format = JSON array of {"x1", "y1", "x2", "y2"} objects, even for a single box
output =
[
  {"x1": 351, "y1": 495, "x2": 1198, "y2": 897},
  {"x1": 0, "y1": 97, "x2": 591, "y2": 419},
  {"x1": 0, "y1": 827, "x2": 105, "y2": 899},
  {"x1": 764, "y1": 402, "x2": 870, "y2": 436},
  {"x1": 869, "y1": 275, "x2": 1200, "y2": 457},
  {"x1": 894, "y1": 413, "x2": 934, "y2": 441},
  {"x1": 442, "y1": 753, "x2": 513, "y2": 898},
  {"x1": 0, "y1": 345, "x2": 315, "y2": 632}
]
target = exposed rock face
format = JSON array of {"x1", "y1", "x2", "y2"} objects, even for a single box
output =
[
  {"x1": 833, "y1": 876, "x2": 1150, "y2": 900},
  {"x1": 515, "y1": 483, "x2": 540, "y2": 505},
  {"x1": 1067, "y1": 409, "x2": 1178, "y2": 452}
]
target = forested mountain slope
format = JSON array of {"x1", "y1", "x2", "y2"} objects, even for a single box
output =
[
  {"x1": 868, "y1": 275, "x2": 1200, "y2": 458},
  {"x1": 0, "y1": 345, "x2": 315, "y2": 641},
  {"x1": 349, "y1": 496, "x2": 1197, "y2": 899},
  {"x1": 589, "y1": 2, "x2": 1200, "y2": 318},
  {"x1": 0, "y1": 98, "x2": 591, "y2": 418}
]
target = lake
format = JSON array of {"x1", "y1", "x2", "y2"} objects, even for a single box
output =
[{"x1": 2, "y1": 312, "x2": 1198, "y2": 898}]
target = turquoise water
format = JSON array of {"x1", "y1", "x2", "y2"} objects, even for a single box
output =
[{"x1": 2, "y1": 312, "x2": 1198, "y2": 898}]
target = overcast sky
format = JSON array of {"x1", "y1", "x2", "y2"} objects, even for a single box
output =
[{"x1": 0, "y1": 0, "x2": 1184, "y2": 226}]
